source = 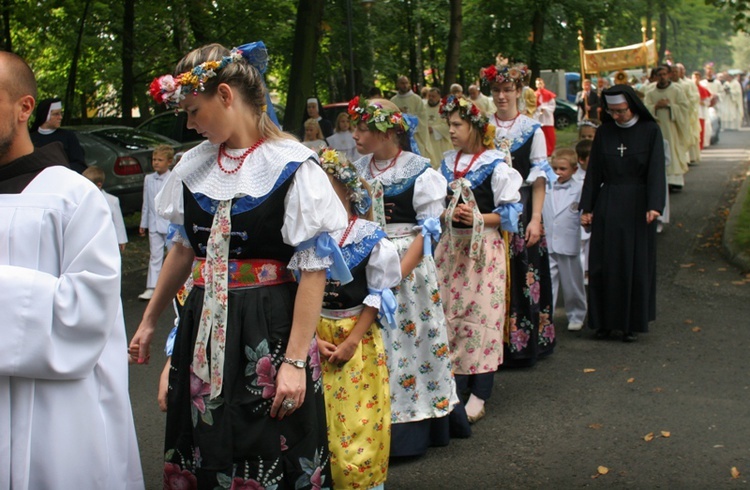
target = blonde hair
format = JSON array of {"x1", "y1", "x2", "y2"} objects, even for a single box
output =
[
  {"x1": 82, "y1": 166, "x2": 106, "y2": 186},
  {"x1": 551, "y1": 148, "x2": 578, "y2": 168},
  {"x1": 175, "y1": 43, "x2": 293, "y2": 142},
  {"x1": 303, "y1": 118, "x2": 324, "y2": 141},
  {"x1": 152, "y1": 144, "x2": 175, "y2": 160},
  {"x1": 335, "y1": 112, "x2": 352, "y2": 133}
]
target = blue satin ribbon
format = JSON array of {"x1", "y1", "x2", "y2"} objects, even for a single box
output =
[
  {"x1": 236, "y1": 41, "x2": 280, "y2": 129},
  {"x1": 164, "y1": 326, "x2": 178, "y2": 356},
  {"x1": 368, "y1": 287, "x2": 397, "y2": 329},
  {"x1": 419, "y1": 217, "x2": 442, "y2": 256},
  {"x1": 494, "y1": 202, "x2": 524, "y2": 233},
  {"x1": 532, "y1": 160, "x2": 558, "y2": 187},
  {"x1": 402, "y1": 113, "x2": 421, "y2": 155},
  {"x1": 296, "y1": 233, "x2": 353, "y2": 285},
  {"x1": 166, "y1": 223, "x2": 187, "y2": 243}
]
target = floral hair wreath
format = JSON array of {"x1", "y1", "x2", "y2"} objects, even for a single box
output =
[
  {"x1": 149, "y1": 49, "x2": 245, "y2": 109},
  {"x1": 318, "y1": 148, "x2": 371, "y2": 216},
  {"x1": 347, "y1": 96, "x2": 410, "y2": 134},
  {"x1": 439, "y1": 95, "x2": 496, "y2": 149},
  {"x1": 479, "y1": 63, "x2": 528, "y2": 88}
]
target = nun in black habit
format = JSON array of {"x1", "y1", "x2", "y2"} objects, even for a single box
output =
[
  {"x1": 579, "y1": 85, "x2": 666, "y2": 342},
  {"x1": 30, "y1": 97, "x2": 86, "y2": 173}
]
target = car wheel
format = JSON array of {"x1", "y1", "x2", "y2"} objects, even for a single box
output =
[{"x1": 555, "y1": 114, "x2": 572, "y2": 130}]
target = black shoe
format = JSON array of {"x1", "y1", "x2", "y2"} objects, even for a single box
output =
[
  {"x1": 622, "y1": 332, "x2": 638, "y2": 343},
  {"x1": 594, "y1": 329, "x2": 610, "y2": 340},
  {"x1": 668, "y1": 184, "x2": 683, "y2": 193}
]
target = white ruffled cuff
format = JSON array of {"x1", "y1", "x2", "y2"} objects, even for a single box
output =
[
  {"x1": 287, "y1": 246, "x2": 333, "y2": 272},
  {"x1": 363, "y1": 294, "x2": 381, "y2": 310}
]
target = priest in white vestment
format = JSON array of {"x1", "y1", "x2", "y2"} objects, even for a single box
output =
[
  {"x1": 423, "y1": 87, "x2": 454, "y2": 168},
  {"x1": 0, "y1": 51, "x2": 143, "y2": 490},
  {"x1": 645, "y1": 66, "x2": 690, "y2": 190},
  {"x1": 675, "y1": 64, "x2": 702, "y2": 163},
  {"x1": 390, "y1": 76, "x2": 431, "y2": 156}
]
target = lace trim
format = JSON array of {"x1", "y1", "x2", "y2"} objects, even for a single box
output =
[
  {"x1": 287, "y1": 246, "x2": 332, "y2": 272},
  {"x1": 175, "y1": 139, "x2": 316, "y2": 200},
  {"x1": 191, "y1": 161, "x2": 302, "y2": 215},
  {"x1": 440, "y1": 150, "x2": 507, "y2": 187},
  {"x1": 353, "y1": 151, "x2": 430, "y2": 186},
  {"x1": 493, "y1": 115, "x2": 540, "y2": 153},
  {"x1": 339, "y1": 224, "x2": 387, "y2": 270}
]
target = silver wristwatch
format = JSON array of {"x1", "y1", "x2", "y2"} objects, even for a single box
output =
[{"x1": 282, "y1": 357, "x2": 306, "y2": 369}]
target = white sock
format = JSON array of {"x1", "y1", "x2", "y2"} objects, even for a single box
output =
[{"x1": 465, "y1": 394, "x2": 485, "y2": 418}]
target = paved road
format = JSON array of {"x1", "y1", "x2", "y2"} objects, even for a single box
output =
[{"x1": 124, "y1": 129, "x2": 750, "y2": 489}]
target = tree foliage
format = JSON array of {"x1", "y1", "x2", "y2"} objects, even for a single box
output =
[{"x1": 0, "y1": 0, "x2": 738, "y2": 125}]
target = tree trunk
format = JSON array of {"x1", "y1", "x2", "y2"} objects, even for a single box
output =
[
  {"x1": 187, "y1": 0, "x2": 212, "y2": 45},
  {"x1": 121, "y1": 0, "x2": 135, "y2": 123},
  {"x1": 284, "y1": 0, "x2": 325, "y2": 134},
  {"x1": 63, "y1": 0, "x2": 92, "y2": 124},
  {"x1": 443, "y1": 0, "x2": 461, "y2": 93},
  {"x1": 528, "y1": 2, "x2": 545, "y2": 86},
  {"x1": 659, "y1": 0, "x2": 668, "y2": 63},
  {"x1": 2, "y1": 0, "x2": 11, "y2": 52},
  {"x1": 405, "y1": 1, "x2": 418, "y2": 87}
]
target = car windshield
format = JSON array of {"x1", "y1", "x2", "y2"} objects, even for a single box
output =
[{"x1": 90, "y1": 128, "x2": 173, "y2": 150}]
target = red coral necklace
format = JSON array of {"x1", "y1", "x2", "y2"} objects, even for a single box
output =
[
  {"x1": 369, "y1": 149, "x2": 402, "y2": 177},
  {"x1": 217, "y1": 138, "x2": 266, "y2": 174},
  {"x1": 453, "y1": 149, "x2": 486, "y2": 179},
  {"x1": 339, "y1": 215, "x2": 358, "y2": 246}
]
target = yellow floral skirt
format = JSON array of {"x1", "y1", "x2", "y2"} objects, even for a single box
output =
[{"x1": 317, "y1": 315, "x2": 391, "y2": 489}]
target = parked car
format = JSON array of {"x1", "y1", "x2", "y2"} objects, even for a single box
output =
[
  {"x1": 70, "y1": 125, "x2": 192, "y2": 214},
  {"x1": 554, "y1": 98, "x2": 578, "y2": 130},
  {"x1": 137, "y1": 111, "x2": 203, "y2": 145}
]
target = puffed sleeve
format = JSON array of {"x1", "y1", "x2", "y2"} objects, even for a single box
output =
[
  {"x1": 364, "y1": 238, "x2": 401, "y2": 329},
  {"x1": 527, "y1": 128, "x2": 557, "y2": 185},
  {"x1": 155, "y1": 171, "x2": 191, "y2": 247},
  {"x1": 285, "y1": 159, "x2": 348, "y2": 272},
  {"x1": 492, "y1": 163, "x2": 524, "y2": 233},
  {"x1": 413, "y1": 167, "x2": 448, "y2": 221}
]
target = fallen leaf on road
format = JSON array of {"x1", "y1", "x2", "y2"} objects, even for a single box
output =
[
  {"x1": 680, "y1": 263, "x2": 695, "y2": 268},
  {"x1": 698, "y1": 268, "x2": 705, "y2": 272},
  {"x1": 644, "y1": 432, "x2": 654, "y2": 442},
  {"x1": 588, "y1": 423, "x2": 603, "y2": 430},
  {"x1": 731, "y1": 467, "x2": 740, "y2": 479},
  {"x1": 583, "y1": 368, "x2": 596, "y2": 373},
  {"x1": 598, "y1": 466, "x2": 609, "y2": 475},
  {"x1": 731, "y1": 281, "x2": 745, "y2": 286},
  {"x1": 661, "y1": 431, "x2": 671, "y2": 438},
  {"x1": 627, "y1": 378, "x2": 635, "y2": 383},
  {"x1": 684, "y1": 319, "x2": 693, "y2": 324},
  {"x1": 652, "y1": 387, "x2": 664, "y2": 393},
  {"x1": 677, "y1": 223, "x2": 683, "y2": 228},
  {"x1": 692, "y1": 327, "x2": 701, "y2": 332},
  {"x1": 717, "y1": 267, "x2": 727, "y2": 271}
]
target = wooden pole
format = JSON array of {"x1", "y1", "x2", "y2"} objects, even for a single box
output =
[
  {"x1": 578, "y1": 30, "x2": 586, "y2": 81},
  {"x1": 642, "y1": 23, "x2": 649, "y2": 73}
]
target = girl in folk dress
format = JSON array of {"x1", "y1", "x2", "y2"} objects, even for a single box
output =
[
  {"x1": 129, "y1": 42, "x2": 348, "y2": 489},
  {"x1": 480, "y1": 63, "x2": 558, "y2": 367},
  {"x1": 435, "y1": 96, "x2": 522, "y2": 423},
  {"x1": 349, "y1": 96, "x2": 459, "y2": 458},
  {"x1": 315, "y1": 149, "x2": 401, "y2": 489},
  {"x1": 327, "y1": 112, "x2": 362, "y2": 163}
]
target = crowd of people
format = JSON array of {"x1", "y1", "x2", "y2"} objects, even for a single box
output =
[{"x1": 1, "y1": 37, "x2": 744, "y2": 489}]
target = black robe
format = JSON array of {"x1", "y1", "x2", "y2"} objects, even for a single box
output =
[
  {"x1": 30, "y1": 129, "x2": 86, "y2": 174},
  {"x1": 579, "y1": 118, "x2": 665, "y2": 334}
]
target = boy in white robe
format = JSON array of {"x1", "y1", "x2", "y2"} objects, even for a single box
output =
[
  {"x1": 83, "y1": 165, "x2": 128, "y2": 252},
  {"x1": 0, "y1": 51, "x2": 143, "y2": 490},
  {"x1": 544, "y1": 148, "x2": 587, "y2": 331}
]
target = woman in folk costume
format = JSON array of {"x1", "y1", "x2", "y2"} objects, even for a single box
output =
[
  {"x1": 315, "y1": 149, "x2": 401, "y2": 489},
  {"x1": 129, "y1": 42, "x2": 351, "y2": 489},
  {"x1": 480, "y1": 63, "x2": 558, "y2": 367},
  {"x1": 349, "y1": 96, "x2": 459, "y2": 457},
  {"x1": 435, "y1": 95, "x2": 523, "y2": 423}
]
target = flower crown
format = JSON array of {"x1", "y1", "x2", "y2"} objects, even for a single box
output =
[
  {"x1": 149, "y1": 49, "x2": 244, "y2": 108},
  {"x1": 318, "y1": 148, "x2": 371, "y2": 215},
  {"x1": 439, "y1": 95, "x2": 496, "y2": 149},
  {"x1": 347, "y1": 96, "x2": 409, "y2": 134},
  {"x1": 479, "y1": 63, "x2": 528, "y2": 87}
]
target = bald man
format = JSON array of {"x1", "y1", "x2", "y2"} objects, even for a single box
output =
[
  {"x1": 0, "y1": 52, "x2": 143, "y2": 489},
  {"x1": 390, "y1": 75, "x2": 431, "y2": 156}
]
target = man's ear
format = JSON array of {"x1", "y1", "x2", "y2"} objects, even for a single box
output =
[{"x1": 18, "y1": 95, "x2": 35, "y2": 123}]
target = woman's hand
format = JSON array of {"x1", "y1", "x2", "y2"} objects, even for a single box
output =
[
  {"x1": 158, "y1": 358, "x2": 171, "y2": 412},
  {"x1": 270, "y1": 362, "x2": 306, "y2": 420},
  {"x1": 128, "y1": 319, "x2": 156, "y2": 365},
  {"x1": 525, "y1": 217, "x2": 543, "y2": 246},
  {"x1": 328, "y1": 340, "x2": 358, "y2": 364},
  {"x1": 581, "y1": 212, "x2": 593, "y2": 227},
  {"x1": 646, "y1": 210, "x2": 661, "y2": 224}
]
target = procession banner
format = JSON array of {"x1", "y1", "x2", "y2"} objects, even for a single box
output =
[{"x1": 583, "y1": 39, "x2": 657, "y2": 74}]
